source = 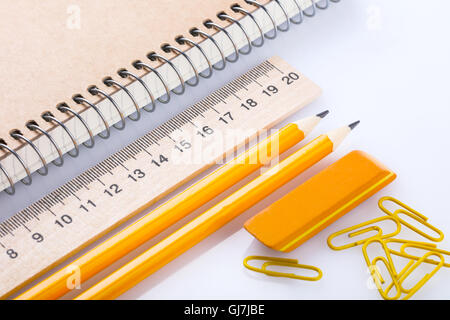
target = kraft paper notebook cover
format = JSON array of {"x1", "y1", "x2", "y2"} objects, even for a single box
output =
[{"x1": 0, "y1": 0, "x2": 325, "y2": 194}]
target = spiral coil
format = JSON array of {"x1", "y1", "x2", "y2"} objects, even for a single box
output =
[{"x1": 0, "y1": 0, "x2": 339, "y2": 195}]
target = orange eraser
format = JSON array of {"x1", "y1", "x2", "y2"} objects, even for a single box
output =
[{"x1": 244, "y1": 150, "x2": 396, "y2": 252}]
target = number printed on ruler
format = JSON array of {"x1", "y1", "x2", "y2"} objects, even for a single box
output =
[{"x1": 0, "y1": 56, "x2": 321, "y2": 298}]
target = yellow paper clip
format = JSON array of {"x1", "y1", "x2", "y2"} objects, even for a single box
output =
[
  {"x1": 382, "y1": 239, "x2": 447, "y2": 299},
  {"x1": 399, "y1": 242, "x2": 450, "y2": 268},
  {"x1": 397, "y1": 251, "x2": 445, "y2": 300},
  {"x1": 393, "y1": 209, "x2": 444, "y2": 242},
  {"x1": 378, "y1": 197, "x2": 444, "y2": 242},
  {"x1": 362, "y1": 238, "x2": 401, "y2": 300},
  {"x1": 384, "y1": 238, "x2": 437, "y2": 258},
  {"x1": 243, "y1": 256, "x2": 323, "y2": 281},
  {"x1": 327, "y1": 216, "x2": 401, "y2": 251},
  {"x1": 383, "y1": 239, "x2": 435, "y2": 297},
  {"x1": 379, "y1": 196, "x2": 420, "y2": 216}
]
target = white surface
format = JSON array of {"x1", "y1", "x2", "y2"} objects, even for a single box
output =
[{"x1": 3, "y1": 0, "x2": 450, "y2": 299}]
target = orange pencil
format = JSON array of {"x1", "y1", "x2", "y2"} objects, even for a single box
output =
[
  {"x1": 75, "y1": 121, "x2": 359, "y2": 300},
  {"x1": 16, "y1": 111, "x2": 328, "y2": 300}
]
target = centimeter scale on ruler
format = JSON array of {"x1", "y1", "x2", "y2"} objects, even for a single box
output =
[{"x1": 0, "y1": 57, "x2": 322, "y2": 298}]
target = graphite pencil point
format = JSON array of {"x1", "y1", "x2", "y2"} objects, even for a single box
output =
[
  {"x1": 316, "y1": 110, "x2": 330, "y2": 119},
  {"x1": 348, "y1": 121, "x2": 361, "y2": 130}
]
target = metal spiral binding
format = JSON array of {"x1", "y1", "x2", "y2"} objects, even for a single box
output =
[
  {"x1": 88, "y1": 85, "x2": 127, "y2": 130},
  {"x1": 103, "y1": 77, "x2": 142, "y2": 121},
  {"x1": 42, "y1": 111, "x2": 80, "y2": 158},
  {"x1": 118, "y1": 68, "x2": 157, "y2": 112},
  {"x1": 272, "y1": 0, "x2": 291, "y2": 31},
  {"x1": 189, "y1": 28, "x2": 227, "y2": 70},
  {"x1": 218, "y1": 12, "x2": 253, "y2": 54},
  {"x1": 204, "y1": 19, "x2": 241, "y2": 63},
  {"x1": 57, "y1": 102, "x2": 96, "y2": 148},
  {"x1": 0, "y1": 139, "x2": 32, "y2": 194},
  {"x1": 231, "y1": 5, "x2": 265, "y2": 47},
  {"x1": 132, "y1": 60, "x2": 172, "y2": 104},
  {"x1": 176, "y1": 36, "x2": 214, "y2": 78},
  {"x1": 10, "y1": 130, "x2": 49, "y2": 176},
  {"x1": 147, "y1": 52, "x2": 187, "y2": 95},
  {"x1": 245, "y1": 1, "x2": 278, "y2": 38},
  {"x1": 161, "y1": 44, "x2": 201, "y2": 87},
  {"x1": 26, "y1": 121, "x2": 65, "y2": 167},
  {"x1": 0, "y1": 0, "x2": 339, "y2": 195},
  {"x1": 0, "y1": 160, "x2": 14, "y2": 195},
  {"x1": 72, "y1": 94, "x2": 111, "y2": 139}
]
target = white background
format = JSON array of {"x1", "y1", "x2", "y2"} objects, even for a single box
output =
[{"x1": 3, "y1": 0, "x2": 450, "y2": 299}]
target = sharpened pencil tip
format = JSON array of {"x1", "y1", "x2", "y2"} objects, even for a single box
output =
[
  {"x1": 316, "y1": 110, "x2": 330, "y2": 119},
  {"x1": 348, "y1": 121, "x2": 360, "y2": 130}
]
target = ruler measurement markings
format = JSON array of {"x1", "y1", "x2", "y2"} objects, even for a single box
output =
[
  {"x1": 46, "y1": 195, "x2": 60, "y2": 207},
  {"x1": 134, "y1": 141, "x2": 150, "y2": 155},
  {"x1": 78, "y1": 177, "x2": 92, "y2": 190},
  {"x1": 67, "y1": 187, "x2": 78, "y2": 201},
  {"x1": 230, "y1": 90, "x2": 242, "y2": 101},
  {"x1": 66, "y1": 180, "x2": 79, "y2": 194},
  {"x1": 237, "y1": 75, "x2": 252, "y2": 89},
  {"x1": 117, "y1": 159, "x2": 130, "y2": 171},
  {"x1": 253, "y1": 78, "x2": 263, "y2": 88},
  {"x1": 16, "y1": 211, "x2": 30, "y2": 223},
  {"x1": 140, "y1": 133, "x2": 154, "y2": 147},
  {"x1": 133, "y1": 138, "x2": 149, "y2": 151},
  {"x1": 188, "y1": 120, "x2": 198, "y2": 128},
  {"x1": 18, "y1": 222, "x2": 31, "y2": 233},
  {"x1": 0, "y1": 227, "x2": 9, "y2": 238},
  {"x1": 208, "y1": 105, "x2": 221, "y2": 115},
  {"x1": 45, "y1": 196, "x2": 56, "y2": 207},
  {"x1": 63, "y1": 183, "x2": 77, "y2": 196},
  {"x1": 227, "y1": 88, "x2": 242, "y2": 100},
  {"x1": 210, "y1": 92, "x2": 224, "y2": 105},
  {"x1": 47, "y1": 208, "x2": 56, "y2": 217},
  {"x1": 70, "y1": 191, "x2": 81, "y2": 202},
  {"x1": 162, "y1": 123, "x2": 179, "y2": 136},
  {"x1": 29, "y1": 206, "x2": 42, "y2": 219},
  {"x1": 212, "y1": 88, "x2": 227, "y2": 102},
  {"x1": 128, "y1": 152, "x2": 139, "y2": 161},
  {"x1": 29, "y1": 204, "x2": 44, "y2": 218},
  {"x1": 7, "y1": 218, "x2": 20, "y2": 230},
  {"x1": 116, "y1": 150, "x2": 130, "y2": 163},
  {"x1": 20, "y1": 214, "x2": 33, "y2": 226},
  {"x1": 112, "y1": 156, "x2": 125, "y2": 169},
  {"x1": 114, "y1": 151, "x2": 128, "y2": 164},
  {"x1": 35, "y1": 201, "x2": 48, "y2": 214},
  {"x1": 266, "y1": 61, "x2": 283, "y2": 74},
  {"x1": 184, "y1": 108, "x2": 201, "y2": 121},
  {"x1": 13, "y1": 218, "x2": 25, "y2": 231},
  {"x1": 183, "y1": 109, "x2": 199, "y2": 122},
  {"x1": 3, "y1": 222, "x2": 14, "y2": 237},
  {"x1": 103, "y1": 159, "x2": 116, "y2": 172},
  {"x1": 127, "y1": 154, "x2": 138, "y2": 162},
  {"x1": 128, "y1": 144, "x2": 142, "y2": 156},
  {"x1": 170, "y1": 118, "x2": 185, "y2": 132},
  {"x1": 63, "y1": 182, "x2": 77, "y2": 197},
  {"x1": 159, "y1": 122, "x2": 174, "y2": 135},
  {"x1": 60, "y1": 186, "x2": 72, "y2": 200},
  {"x1": 152, "y1": 127, "x2": 164, "y2": 140},
  {"x1": 10, "y1": 216, "x2": 23, "y2": 230},
  {"x1": 166, "y1": 121, "x2": 180, "y2": 135},
  {"x1": 107, "y1": 156, "x2": 120, "y2": 169}
]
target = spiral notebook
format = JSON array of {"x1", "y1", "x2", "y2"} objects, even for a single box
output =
[{"x1": 0, "y1": 0, "x2": 336, "y2": 195}]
